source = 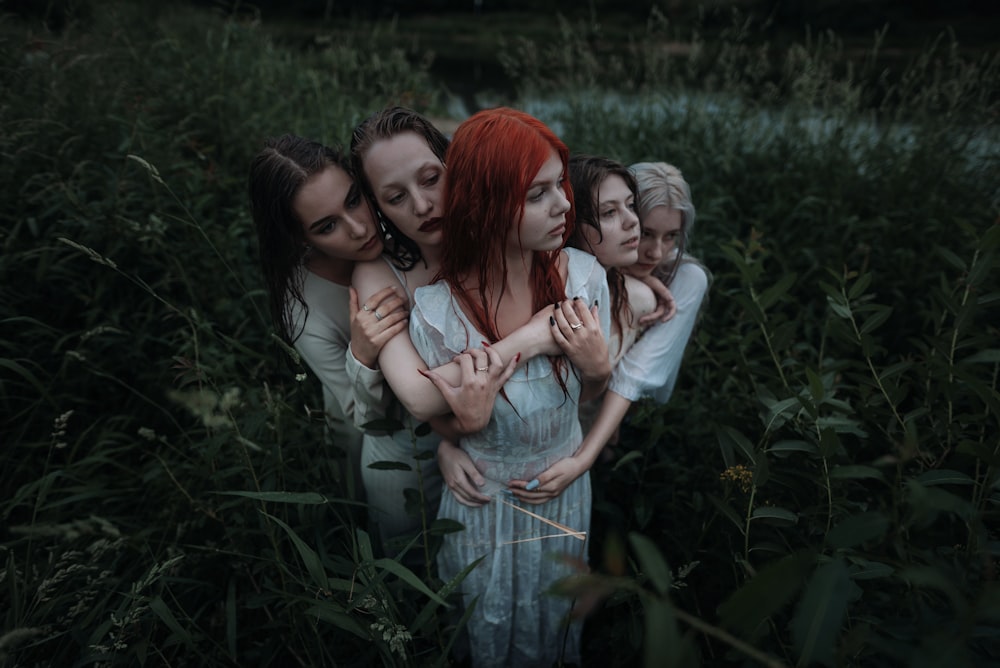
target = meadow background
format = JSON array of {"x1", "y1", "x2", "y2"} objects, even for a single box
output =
[{"x1": 1, "y1": 1, "x2": 998, "y2": 666}]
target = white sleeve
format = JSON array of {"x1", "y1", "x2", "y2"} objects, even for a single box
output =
[
  {"x1": 609, "y1": 262, "x2": 708, "y2": 403},
  {"x1": 292, "y1": 319, "x2": 356, "y2": 423},
  {"x1": 344, "y1": 343, "x2": 391, "y2": 429}
]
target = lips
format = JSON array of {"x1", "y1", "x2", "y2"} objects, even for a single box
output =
[
  {"x1": 549, "y1": 223, "x2": 567, "y2": 237},
  {"x1": 623, "y1": 236, "x2": 639, "y2": 248},
  {"x1": 418, "y1": 217, "x2": 442, "y2": 233},
  {"x1": 360, "y1": 235, "x2": 380, "y2": 252}
]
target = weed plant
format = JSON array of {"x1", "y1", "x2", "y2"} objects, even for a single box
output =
[{"x1": 1, "y1": 2, "x2": 997, "y2": 667}]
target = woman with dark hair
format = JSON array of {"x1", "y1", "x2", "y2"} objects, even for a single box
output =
[
  {"x1": 576, "y1": 161, "x2": 710, "y2": 463},
  {"x1": 248, "y1": 134, "x2": 403, "y2": 485},
  {"x1": 408, "y1": 107, "x2": 611, "y2": 667}
]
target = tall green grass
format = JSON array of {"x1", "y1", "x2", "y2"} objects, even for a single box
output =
[{"x1": 1, "y1": 3, "x2": 997, "y2": 666}]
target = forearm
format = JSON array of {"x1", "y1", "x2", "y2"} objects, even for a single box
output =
[
  {"x1": 576, "y1": 390, "x2": 632, "y2": 467},
  {"x1": 578, "y1": 363, "x2": 610, "y2": 403}
]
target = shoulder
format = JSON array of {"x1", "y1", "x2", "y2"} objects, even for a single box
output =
[
  {"x1": 670, "y1": 261, "x2": 710, "y2": 303},
  {"x1": 624, "y1": 274, "x2": 657, "y2": 318},
  {"x1": 351, "y1": 257, "x2": 403, "y2": 300}
]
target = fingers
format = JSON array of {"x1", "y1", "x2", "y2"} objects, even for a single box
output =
[
  {"x1": 349, "y1": 286, "x2": 360, "y2": 318},
  {"x1": 639, "y1": 303, "x2": 665, "y2": 327}
]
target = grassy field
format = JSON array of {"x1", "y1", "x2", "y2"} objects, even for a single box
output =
[{"x1": 1, "y1": 2, "x2": 998, "y2": 666}]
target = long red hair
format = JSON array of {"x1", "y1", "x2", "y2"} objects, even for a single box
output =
[{"x1": 438, "y1": 107, "x2": 574, "y2": 342}]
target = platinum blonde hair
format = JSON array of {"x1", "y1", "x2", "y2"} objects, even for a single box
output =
[{"x1": 629, "y1": 161, "x2": 702, "y2": 286}]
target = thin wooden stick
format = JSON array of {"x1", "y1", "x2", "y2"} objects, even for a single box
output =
[
  {"x1": 498, "y1": 497, "x2": 587, "y2": 541},
  {"x1": 504, "y1": 534, "x2": 587, "y2": 545}
]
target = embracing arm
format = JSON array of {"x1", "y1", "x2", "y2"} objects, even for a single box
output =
[{"x1": 352, "y1": 261, "x2": 553, "y2": 427}]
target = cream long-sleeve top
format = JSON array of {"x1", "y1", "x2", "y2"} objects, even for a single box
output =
[{"x1": 290, "y1": 269, "x2": 386, "y2": 451}]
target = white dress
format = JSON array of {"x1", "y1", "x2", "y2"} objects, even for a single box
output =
[
  {"x1": 409, "y1": 248, "x2": 611, "y2": 668},
  {"x1": 609, "y1": 261, "x2": 709, "y2": 403}
]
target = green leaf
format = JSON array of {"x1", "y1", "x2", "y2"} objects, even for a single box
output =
[
  {"x1": 304, "y1": 602, "x2": 369, "y2": 639},
  {"x1": 806, "y1": 368, "x2": 825, "y2": 403},
  {"x1": 847, "y1": 272, "x2": 873, "y2": 300},
  {"x1": 262, "y1": 512, "x2": 328, "y2": 589},
  {"x1": 612, "y1": 450, "x2": 644, "y2": 470},
  {"x1": 366, "y1": 460, "x2": 413, "y2": 471},
  {"x1": 758, "y1": 272, "x2": 798, "y2": 310},
  {"x1": 826, "y1": 511, "x2": 890, "y2": 549},
  {"x1": 629, "y1": 532, "x2": 672, "y2": 596},
  {"x1": 750, "y1": 506, "x2": 798, "y2": 525},
  {"x1": 718, "y1": 552, "x2": 813, "y2": 637},
  {"x1": 429, "y1": 518, "x2": 466, "y2": 535},
  {"x1": 717, "y1": 425, "x2": 756, "y2": 465},
  {"x1": 829, "y1": 465, "x2": 885, "y2": 482},
  {"x1": 149, "y1": 596, "x2": 194, "y2": 650},
  {"x1": 642, "y1": 595, "x2": 681, "y2": 668},
  {"x1": 708, "y1": 494, "x2": 746, "y2": 536},
  {"x1": 768, "y1": 440, "x2": 818, "y2": 455},
  {"x1": 411, "y1": 556, "x2": 485, "y2": 633},
  {"x1": 361, "y1": 417, "x2": 404, "y2": 431},
  {"x1": 860, "y1": 306, "x2": 893, "y2": 335},
  {"x1": 791, "y1": 558, "x2": 853, "y2": 667},
  {"x1": 961, "y1": 349, "x2": 1000, "y2": 364},
  {"x1": 846, "y1": 557, "x2": 894, "y2": 580},
  {"x1": 763, "y1": 397, "x2": 800, "y2": 432},
  {"x1": 216, "y1": 490, "x2": 329, "y2": 504},
  {"x1": 372, "y1": 558, "x2": 449, "y2": 606},
  {"x1": 915, "y1": 470, "x2": 975, "y2": 486},
  {"x1": 826, "y1": 297, "x2": 852, "y2": 319}
]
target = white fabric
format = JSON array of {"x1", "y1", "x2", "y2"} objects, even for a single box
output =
[
  {"x1": 409, "y1": 248, "x2": 610, "y2": 668},
  {"x1": 609, "y1": 261, "x2": 709, "y2": 404}
]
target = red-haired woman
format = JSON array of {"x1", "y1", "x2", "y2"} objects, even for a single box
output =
[{"x1": 409, "y1": 108, "x2": 611, "y2": 667}]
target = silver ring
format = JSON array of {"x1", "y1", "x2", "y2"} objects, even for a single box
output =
[
  {"x1": 361, "y1": 304, "x2": 371, "y2": 311},
  {"x1": 374, "y1": 310, "x2": 383, "y2": 321},
  {"x1": 570, "y1": 322, "x2": 583, "y2": 330},
  {"x1": 476, "y1": 366, "x2": 489, "y2": 372}
]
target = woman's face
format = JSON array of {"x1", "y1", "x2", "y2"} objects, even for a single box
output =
[
  {"x1": 627, "y1": 205, "x2": 682, "y2": 278},
  {"x1": 579, "y1": 174, "x2": 640, "y2": 268},
  {"x1": 361, "y1": 131, "x2": 445, "y2": 247},
  {"x1": 293, "y1": 165, "x2": 382, "y2": 263},
  {"x1": 514, "y1": 150, "x2": 571, "y2": 254}
]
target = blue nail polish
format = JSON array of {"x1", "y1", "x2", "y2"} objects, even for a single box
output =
[{"x1": 525, "y1": 478, "x2": 540, "y2": 491}]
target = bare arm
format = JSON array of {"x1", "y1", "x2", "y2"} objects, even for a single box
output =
[{"x1": 352, "y1": 260, "x2": 555, "y2": 423}]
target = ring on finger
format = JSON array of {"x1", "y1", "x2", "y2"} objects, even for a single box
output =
[
  {"x1": 374, "y1": 310, "x2": 384, "y2": 321},
  {"x1": 570, "y1": 322, "x2": 583, "y2": 330},
  {"x1": 476, "y1": 366, "x2": 489, "y2": 372},
  {"x1": 361, "y1": 303, "x2": 371, "y2": 311}
]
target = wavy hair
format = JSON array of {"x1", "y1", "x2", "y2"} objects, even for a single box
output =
[
  {"x1": 629, "y1": 161, "x2": 698, "y2": 286},
  {"x1": 438, "y1": 107, "x2": 574, "y2": 390},
  {"x1": 568, "y1": 154, "x2": 636, "y2": 333},
  {"x1": 248, "y1": 134, "x2": 353, "y2": 343},
  {"x1": 350, "y1": 106, "x2": 449, "y2": 271}
]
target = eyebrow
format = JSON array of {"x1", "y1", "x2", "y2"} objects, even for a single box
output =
[
  {"x1": 376, "y1": 162, "x2": 441, "y2": 192},
  {"x1": 529, "y1": 170, "x2": 564, "y2": 190},
  {"x1": 307, "y1": 215, "x2": 336, "y2": 232}
]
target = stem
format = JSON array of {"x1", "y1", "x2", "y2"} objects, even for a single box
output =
[
  {"x1": 744, "y1": 484, "x2": 757, "y2": 562},
  {"x1": 674, "y1": 607, "x2": 788, "y2": 668},
  {"x1": 750, "y1": 285, "x2": 789, "y2": 391}
]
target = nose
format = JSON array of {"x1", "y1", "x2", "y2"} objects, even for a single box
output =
[
  {"x1": 412, "y1": 190, "x2": 433, "y2": 217},
  {"x1": 553, "y1": 187, "x2": 571, "y2": 216},
  {"x1": 645, "y1": 239, "x2": 662, "y2": 263},
  {"x1": 623, "y1": 207, "x2": 638, "y2": 230},
  {"x1": 345, "y1": 214, "x2": 368, "y2": 239}
]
